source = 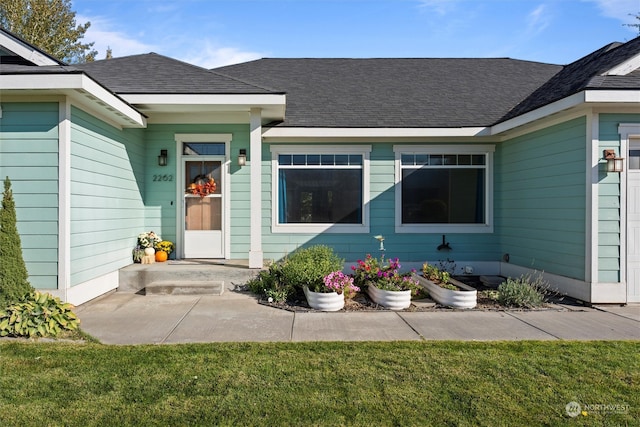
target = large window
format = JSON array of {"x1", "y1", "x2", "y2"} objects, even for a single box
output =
[
  {"x1": 271, "y1": 146, "x2": 370, "y2": 233},
  {"x1": 394, "y1": 145, "x2": 494, "y2": 233}
]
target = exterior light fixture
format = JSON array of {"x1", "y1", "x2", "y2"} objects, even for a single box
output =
[
  {"x1": 238, "y1": 149, "x2": 247, "y2": 166},
  {"x1": 158, "y1": 149, "x2": 168, "y2": 167},
  {"x1": 603, "y1": 149, "x2": 624, "y2": 173}
]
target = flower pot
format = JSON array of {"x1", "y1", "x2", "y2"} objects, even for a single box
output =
[
  {"x1": 303, "y1": 286, "x2": 344, "y2": 311},
  {"x1": 366, "y1": 283, "x2": 411, "y2": 310},
  {"x1": 155, "y1": 250, "x2": 168, "y2": 262},
  {"x1": 415, "y1": 275, "x2": 477, "y2": 309},
  {"x1": 144, "y1": 247, "x2": 155, "y2": 256}
]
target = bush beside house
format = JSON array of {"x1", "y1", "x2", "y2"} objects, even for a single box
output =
[{"x1": 0, "y1": 177, "x2": 33, "y2": 308}]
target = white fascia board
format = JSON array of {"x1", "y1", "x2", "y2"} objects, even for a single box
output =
[
  {"x1": 584, "y1": 90, "x2": 640, "y2": 103},
  {"x1": 122, "y1": 93, "x2": 286, "y2": 120},
  {"x1": 0, "y1": 74, "x2": 146, "y2": 127},
  {"x1": 491, "y1": 92, "x2": 586, "y2": 135},
  {"x1": 604, "y1": 53, "x2": 640, "y2": 75},
  {"x1": 0, "y1": 32, "x2": 60, "y2": 66},
  {"x1": 122, "y1": 93, "x2": 286, "y2": 106},
  {"x1": 262, "y1": 126, "x2": 489, "y2": 139},
  {"x1": 492, "y1": 90, "x2": 640, "y2": 135}
]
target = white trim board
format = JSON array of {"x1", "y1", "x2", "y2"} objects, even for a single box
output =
[{"x1": 1, "y1": 74, "x2": 146, "y2": 127}]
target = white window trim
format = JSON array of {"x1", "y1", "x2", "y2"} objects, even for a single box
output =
[
  {"x1": 270, "y1": 145, "x2": 371, "y2": 233},
  {"x1": 393, "y1": 144, "x2": 495, "y2": 234}
]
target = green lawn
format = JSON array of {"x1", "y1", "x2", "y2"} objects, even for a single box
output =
[{"x1": 0, "y1": 341, "x2": 637, "y2": 426}]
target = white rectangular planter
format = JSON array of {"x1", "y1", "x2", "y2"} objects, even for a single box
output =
[
  {"x1": 415, "y1": 275, "x2": 477, "y2": 309},
  {"x1": 366, "y1": 283, "x2": 411, "y2": 310}
]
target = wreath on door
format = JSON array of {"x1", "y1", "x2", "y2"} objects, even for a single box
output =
[{"x1": 186, "y1": 174, "x2": 217, "y2": 197}]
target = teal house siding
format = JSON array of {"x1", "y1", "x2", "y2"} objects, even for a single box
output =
[
  {"x1": 261, "y1": 142, "x2": 500, "y2": 265},
  {"x1": 598, "y1": 113, "x2": 640, "y2": 282},
  {"x1": 69, "y1": 107, "x2": 146, "y2": 286},
  {"x1": 495, "y1": 117, "x2": 587, "y2": 280},
  {"x1": 0, "y1": 102, "x2": 59, "y2": 289},
  {"x1": 143, "y1": 124, "x2": 251, "y2": 255}
]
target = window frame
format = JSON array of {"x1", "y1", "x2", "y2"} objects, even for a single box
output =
[
  {"x1": 270, "y1": 145, "x2": 371, "y2": 234},
  {"x1": 393, "y1": 144, "x2": 494, "y2": 234}
]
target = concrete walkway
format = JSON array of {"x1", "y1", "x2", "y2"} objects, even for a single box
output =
[{"x1": 74, "y1": 289, "x2": 640, "y2": 345}]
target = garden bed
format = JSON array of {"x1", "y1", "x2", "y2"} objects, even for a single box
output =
[{"x1": 253, "y1": 276, "x2": 580, "y2": 312}]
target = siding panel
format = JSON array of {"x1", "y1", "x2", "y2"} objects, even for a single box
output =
[
  {"x1": 495, "y1": 116, "x2": 587, "y2": 280},
  {"x1": 69, "y1": 107, "x2": 146, "y2": 287},
  {"x1": 0, "y1": 102, "x2": 59, "y2": 289},
  {"x1": 598, "y1": 114, "x2": 640, "y2": 283}
]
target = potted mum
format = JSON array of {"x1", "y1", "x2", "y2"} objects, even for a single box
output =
[
  {"x1": 304, "y1": 271, "x2": 360, "y2": 311},
  {"x1": 415, "y1": 263, "x2": 477, "y2": 309},
  {"x1": 137, "y1": 231, "x2": 161, "y2": 255},
  {"x1": 154, "y1": 240, "x2": 175, "y2": 262}
]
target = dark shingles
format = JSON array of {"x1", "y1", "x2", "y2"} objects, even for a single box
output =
[
  {"x1": 73, "y1": 53, "x2": 280, "y2": 94},
  {"x1": 215, "y1": 58, "x2": 562, "y2": 128},
  {"x1": 501, "y1": 38, "x2": 640, "y2": 122}
]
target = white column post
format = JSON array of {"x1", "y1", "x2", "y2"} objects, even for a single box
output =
[
  {"x1": 58, "y1": 98, "x2": 71, "y2": 300},
  {"x1": 249, "y1": 108, "x2": 264, "y2": 268}
]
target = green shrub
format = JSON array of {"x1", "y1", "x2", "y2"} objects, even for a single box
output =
[
  {"x1": 0, "y1": 177, "x2": 34, "y2": 308},
  {"x1": 246, "y1": 262, "x2": 293, "y2": 303},
  {"x1": 497, "y1": 274, "x2": 548, "y2": 308},
  {"x1": 0, "y1": 291, "x2": 80, "y2": 338},
  {"x1": 280, "y1": 245, "x2": 344, "y2": 291}
]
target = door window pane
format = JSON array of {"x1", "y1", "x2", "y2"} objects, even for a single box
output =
[
  {"x1": 185, "y1": 160, "x2": 222, "y2": 231},
  {"x1": 183, "y1": 143, "x2": 225, "y2": 155},
  {"x1": 629, "y1": 149, "x2": 640, "y2": 170}
]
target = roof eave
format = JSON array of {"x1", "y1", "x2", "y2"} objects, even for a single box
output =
[
  {"x1": 491, "y1": 89, "x2": 640, "y2": 135},
  {"x1": 262, "y1": 126, "x2": 491, "y2": 140},
  {"x1": 120, "y1": 93, "x2": 287, "y2": 122},
  {"x1": 0, "y1": 73, "x2": 146, "y2": 127}
]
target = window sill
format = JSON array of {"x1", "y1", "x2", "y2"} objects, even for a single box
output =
[
  {"x1": 272, "y1": 223, "x2": 370, "y2": 234},
  {"x1": 395, "y1": 224, "x2": 493, "y2": 234}
]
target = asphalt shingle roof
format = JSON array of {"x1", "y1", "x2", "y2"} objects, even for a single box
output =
[
  {"x1": 501, "y1": 37, "x2": 640, "y2": 122},
  {"x1": 214, "y1": 58, "x2": 563, "y2": 128},
  {"x1": 73, "y1": 53, "x2": 279, "y2": 94}
]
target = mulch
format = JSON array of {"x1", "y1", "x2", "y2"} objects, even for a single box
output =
[{"x1": 255, "y1": 276, "x2": 582, "y2": 313}]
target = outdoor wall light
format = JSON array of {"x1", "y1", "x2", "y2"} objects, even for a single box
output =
[
  {"x1": 238, "y1": 149, "x2": 247, "y2": 166},
  {"x1": 158, "y1": 150, "x2": 168, "y2": 166},
  {"x1": 603, "y1": 149, "x2": 624, "y2": 173}
]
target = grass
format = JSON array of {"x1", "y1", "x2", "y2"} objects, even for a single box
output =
[{"x1": 0, "y1": 341, "x2": 638, "y2": 426}]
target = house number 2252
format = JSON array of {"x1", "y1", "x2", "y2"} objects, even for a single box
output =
[{"x1": 153, "y1": 174, "x2": 173, "y2": 182}]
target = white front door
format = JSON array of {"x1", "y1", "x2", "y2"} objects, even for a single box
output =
[
  {"x1": 183, "y1": 158, "x2": 225, "y2": 258},
  {"x1": 627, "y1": 141, "x2": 640, "y2": 302}
]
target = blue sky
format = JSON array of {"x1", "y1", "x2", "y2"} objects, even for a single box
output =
[{"x1": 74, "y1": 0, "x2": 639, "y2": 68}]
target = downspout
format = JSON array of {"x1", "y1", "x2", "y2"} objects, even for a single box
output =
[{"x1": 249, "y1": 108, "x2": 263, "y2": 268}]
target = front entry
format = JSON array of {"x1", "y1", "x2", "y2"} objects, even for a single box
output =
[
  {"x1": 628, "y1": 140, "x2": 640, "y2": 302},
  {"x1": 183, "y1": 158, "x2": 225, "y2": 258}
]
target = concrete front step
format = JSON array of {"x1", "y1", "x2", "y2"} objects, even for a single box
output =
[
  {"x1": 145, "y1": 281, "x2": 225, "y2": 295},
  {"x1": 118, "y1": 261, "x2": 260, "y2": 294}
]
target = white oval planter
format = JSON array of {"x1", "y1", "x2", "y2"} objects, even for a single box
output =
[
  {"x1": 303, "y1": 286, "x2": 345, "y2": 311},
  {"x1": 366, "y1": 283, "x2": 411, "y2": 310},
  {"x1": 415, "y1": 275, "x2": 477, "y2": 309},
  {"x1": 144, "y1": 247, "x2": 155, "y2": 256}
]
